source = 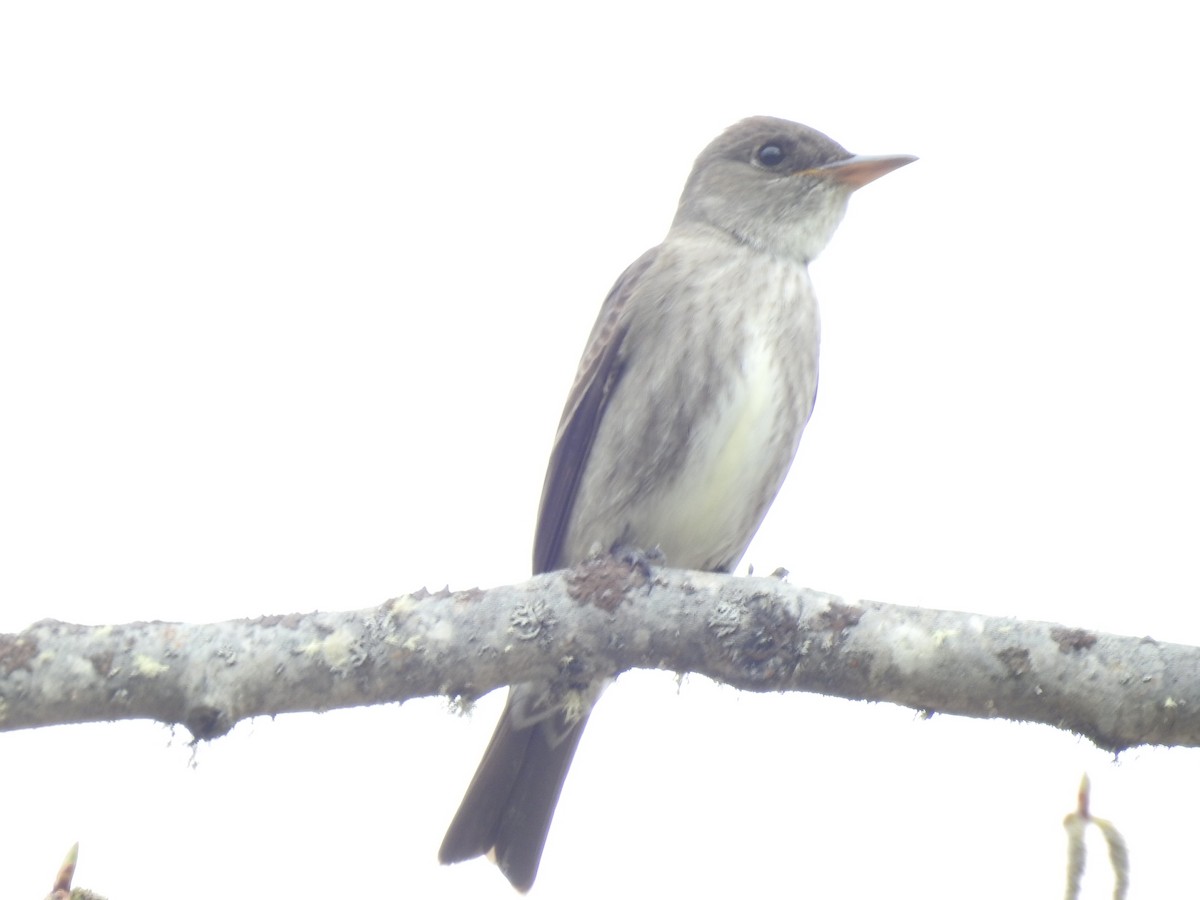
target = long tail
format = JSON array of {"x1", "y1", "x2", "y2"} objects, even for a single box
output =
[{"x1": 439, "y1": 686, "x2": 589, "y2": 892}]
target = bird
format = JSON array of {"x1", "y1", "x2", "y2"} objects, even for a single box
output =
[{"x1": 438, "y1": 116, "x2": 915, "y2": 891}]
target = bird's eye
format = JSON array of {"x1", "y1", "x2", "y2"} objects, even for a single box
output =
[{"x1": 755, "y1": 143, "x2": 786, "y2": 167}]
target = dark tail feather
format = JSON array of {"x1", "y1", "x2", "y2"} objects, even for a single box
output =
[{"x1": 440, "y1": 689, "x2": 588, "y2": 892}]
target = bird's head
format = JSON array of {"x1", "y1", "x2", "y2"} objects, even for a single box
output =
[{"x1": 673, "y1": 116, "x2": 915, "y2": 264}]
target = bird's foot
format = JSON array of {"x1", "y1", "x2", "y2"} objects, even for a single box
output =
[{"x1": 611, "y1": 543, "x2": 664, "y2": 578}]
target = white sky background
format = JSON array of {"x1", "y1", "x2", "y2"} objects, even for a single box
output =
[{"x1": 2, "y1": 2, "x2": 1197, "y2": 897}]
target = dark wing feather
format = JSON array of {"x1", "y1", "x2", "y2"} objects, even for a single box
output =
[{"x1": 532, "y1": 246, "x2": 659, "y2": 574}]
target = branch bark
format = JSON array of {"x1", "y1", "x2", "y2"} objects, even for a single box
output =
[{"x1": 3, "y1": 557, "x2": 1197, "y2": 751}]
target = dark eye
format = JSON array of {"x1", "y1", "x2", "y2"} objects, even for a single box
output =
[{"x1": 755, "y1": 143, "x2": 786, "y2": 167}]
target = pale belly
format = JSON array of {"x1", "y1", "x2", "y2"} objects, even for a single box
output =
[
  {"x1": 550, "y1": 230, "x2": 821, "y2": 572},
  {"x1": 629, "y1": 331, "x2": 799, "y2": 570},
  {"x1": 561, "y1": 286, "x2": 819, "y2": 572}
]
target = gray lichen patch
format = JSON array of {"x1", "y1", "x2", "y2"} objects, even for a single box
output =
[{"x1": 509, "y1": 599, "x2": 556, "y2": 642}]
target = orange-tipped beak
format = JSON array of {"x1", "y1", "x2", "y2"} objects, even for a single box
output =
[{"x1": 805, "y1": 153, "x2": 917, "y2": 189}]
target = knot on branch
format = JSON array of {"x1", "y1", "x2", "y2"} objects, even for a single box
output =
[
  {"x1": 565, "y1": 555, "x2": 649, "y2": 611},
  {"x1": 708, "y1": 589, "x2": 803, "y2": 682}
]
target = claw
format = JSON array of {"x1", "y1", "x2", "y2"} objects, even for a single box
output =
[{"x1": 612, "y1": 543, "x2": 664, "y2": 577}]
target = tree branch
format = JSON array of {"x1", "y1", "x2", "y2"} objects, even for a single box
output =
[{"x1": 3, "y1": 558, "x2": 1197, "y2": 751}]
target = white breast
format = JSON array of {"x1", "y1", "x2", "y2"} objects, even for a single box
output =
[{"x1": 634, "y1": 301, "x2": 812, "y2": 569}]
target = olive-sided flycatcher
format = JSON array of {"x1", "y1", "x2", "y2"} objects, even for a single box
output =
[{"x1": 440, "y1": 116, "x2": 915, "y2": 891}]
